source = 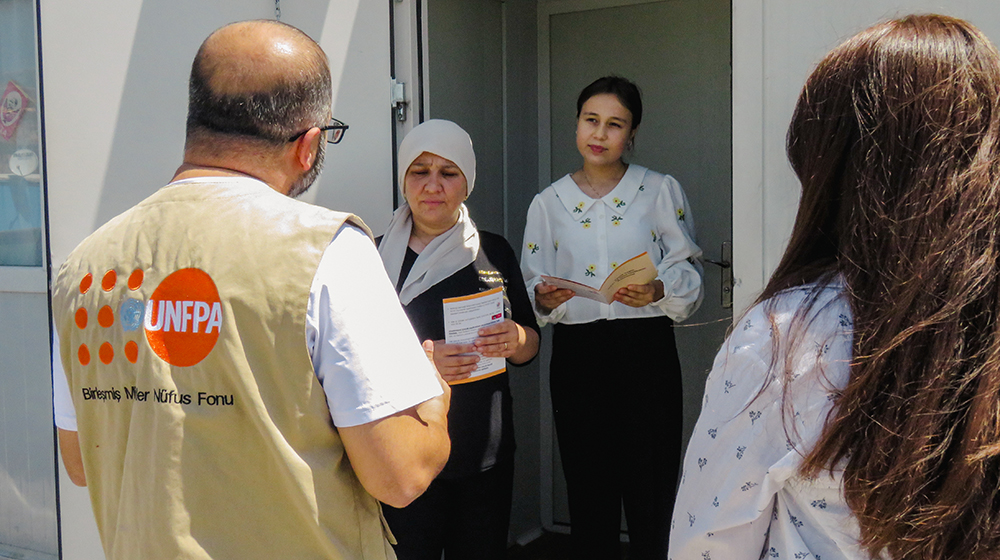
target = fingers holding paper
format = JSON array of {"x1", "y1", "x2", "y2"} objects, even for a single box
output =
[
  {"x1": 421, "y1": 340, "x2": 453, "y2": 396},
  {"x1": 474, "y1": 320, "x2": 515, "y2": 357},
  {"x1": 614, "y1": 279, "x2": 665, "y2": 308},
  {"x1": 475, "y1": 319, "x2": 540, "y2": 365},
  {"x1": 535, "y1": 282, "x2": 575, "y2": 313},
  {"x1": 428, "y1": 339, "x2": 479, "y2": 382}
]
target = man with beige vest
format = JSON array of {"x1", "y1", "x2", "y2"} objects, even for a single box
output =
[{"x1": 50, "y1": 20, "x2": 450, "y2": 559}]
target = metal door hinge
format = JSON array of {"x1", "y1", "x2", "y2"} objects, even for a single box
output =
[
  {"x1": 391, "y1": 79, "x2": 408, "y2": 122},
  {"x1": 704, "y1": 241, "x2": 733, "y2": 309}
]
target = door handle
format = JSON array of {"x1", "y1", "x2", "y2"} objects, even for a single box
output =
[{"x1": 703, "y1": 241, "x2": 732, "y2": 309}]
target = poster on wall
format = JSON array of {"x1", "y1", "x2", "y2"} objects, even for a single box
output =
[{"x1": 1, "y1": 81, "x2": 28, "y2": 141}]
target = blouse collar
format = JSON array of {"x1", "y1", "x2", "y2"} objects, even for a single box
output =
[{"x1": 552, "y1": 164, "x2": 648, "y2": 217}]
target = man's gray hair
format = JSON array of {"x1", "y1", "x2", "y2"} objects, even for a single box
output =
[{"x1": 185, "y1": 21, "x2": 331, "y2": 148}]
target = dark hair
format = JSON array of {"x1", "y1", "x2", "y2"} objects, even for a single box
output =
[
  {"x1": 185, "y1": 21, "x2": 331, "y2": 148},
  {"x1": 760, "y1": 14, "x2": 1000, "y2": 560},
  {"x1": 576, "y1": 76, "x2": 642, "y2": 129}
]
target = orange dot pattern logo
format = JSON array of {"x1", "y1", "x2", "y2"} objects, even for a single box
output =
[
  {"x1": 124, "y1": 341, "x2": 139, "y2": 364},
  {"x1": 99, "y1": 342, "x2": 114, "y2": 364},
  {"x1": 98, "y1": 305, "x2": 114, "y2": 328},
  {"x1": 75, "y1": 308, "x2": 88, "y2": 329},
  {"x1": 80, "y1": 273, "x2": 93, "y2": 294},
  {"x1": 72, "y1": 266, "x2": 222, "y2": 368},
  {"x1": 128, "y1": 269, "x2": 143, "y2": 291},
  {"x1": 102, "y1": 270, "x2": 117, "y2": 291}
]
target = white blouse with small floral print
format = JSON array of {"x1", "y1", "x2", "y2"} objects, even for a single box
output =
[
  {"x1": 669, "y1": 282, "x2": 874, "y2": 560},
  {"x1": 520, "y1": 164, "x2": 703, "y2": 326}
]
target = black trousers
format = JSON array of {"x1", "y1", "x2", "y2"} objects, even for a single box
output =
[
  {"x1": 551, "y1": 317, "x2": 683, "y2": 560},
  {"x1": 382, "y1": 459, "x2": 514, "y2": 560}
]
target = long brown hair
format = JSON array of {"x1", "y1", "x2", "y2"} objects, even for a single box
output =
[{"x1": 761, "y1": 14, "x2": 1000, "y2": 559}]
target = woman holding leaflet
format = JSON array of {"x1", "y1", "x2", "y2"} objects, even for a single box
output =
[
  {"x1": 671, "y1": 14, "x2": 1000, "y2": 560},
  {"x1": 520, "y1": 76, "x2": 703, "y2": 559},
  {"x1": 377, "y1": 119, "x2": 539, "y2": 560}
]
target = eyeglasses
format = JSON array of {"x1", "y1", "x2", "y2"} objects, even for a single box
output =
[{"x1": 287, "y1": 118, "x2": 349, "y2": 145}]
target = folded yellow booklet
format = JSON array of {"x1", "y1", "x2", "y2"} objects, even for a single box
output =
[{"x1": 541, "y1": 252, "x2": 657, "y2": 305}]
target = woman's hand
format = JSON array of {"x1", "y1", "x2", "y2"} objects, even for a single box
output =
[
  {"x1": 421, "y1": 341, "x2": 453, "y2": 398},
  {"x1": 474, "y1": 319, "x2": 540, "y2": 365},
  {"x1": 535, "y1": 282, "x2": 575, "y2": 314},
  {"x1": 427, "y1": 339, "x2": 479, "y2": 383},
  {"x1": 614, "y1": 279, "x2": 664, "y2": 308}
]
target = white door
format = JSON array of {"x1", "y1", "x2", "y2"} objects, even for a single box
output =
[
  {"x1": 39, "y1": 2, "x2": 400, "y2": 558},
  {"x1": 422, "y1": 0, "x2": 505, "y2": 234},
  {"x1": 538, "y1": 0, "x2": 732, "y2": 533}
]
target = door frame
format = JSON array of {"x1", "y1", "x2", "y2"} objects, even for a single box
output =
[
  {"x1": 536, "y1": 0, "x2": 763, "y2": 531},
  {"x1": 731, "y1": 0, "x2": 765, "y2": 313},
  {"x1": 536, "y1": 0, "x2": 693, "y2": 533},
  {"x1": 540, "y1": 0, "x2": 763, "y2": 315}
]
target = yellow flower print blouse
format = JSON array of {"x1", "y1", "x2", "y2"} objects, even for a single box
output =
[{"x1": 520, "y1": 164, "x2": 703, "y2": 326}]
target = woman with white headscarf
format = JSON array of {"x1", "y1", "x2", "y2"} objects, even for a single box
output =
[{"x1": 377, "y1": 119, "x2": 540, "y2": 560}]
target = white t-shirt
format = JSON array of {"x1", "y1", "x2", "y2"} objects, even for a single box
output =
[
  {"x1": 520, "y1": 164, "x2": 703, "y2": 326},
  {"x1": 669, "y1": 283, "x2": 868, "y2": 560},
  {"x1": 53, "y1": 224, "x2": 442, "y2": 430}
]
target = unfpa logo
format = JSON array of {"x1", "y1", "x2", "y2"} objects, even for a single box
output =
[{"x1": 74, "y1": 267, "x2": 222, "y2": 368}]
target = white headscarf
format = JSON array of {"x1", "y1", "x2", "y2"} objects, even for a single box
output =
[{"x1": 378, "y1": 119, "x2": 480, "y2": 305}]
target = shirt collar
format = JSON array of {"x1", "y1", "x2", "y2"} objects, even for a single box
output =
[
  {"x1": 552, "y1": 164, "x2": 647, "y2": 217},
  {"x1": 603, "y1": 164, "x2": 646, "y2": 215}
]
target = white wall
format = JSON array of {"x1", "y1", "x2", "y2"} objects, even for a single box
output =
[
  {"x1": 732, "y1": 0, "x2": 1000, "y2": 314},
  {"x1": 39, "y1": 2, "x2": 396, "y2": 558},
  {"x1": 41, "y1": 0, "x2": 396, "y2": 268}
]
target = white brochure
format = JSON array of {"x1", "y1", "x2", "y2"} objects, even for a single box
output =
[{"x1": 442, "y1": 286, "x2": 506, "y2": 384}]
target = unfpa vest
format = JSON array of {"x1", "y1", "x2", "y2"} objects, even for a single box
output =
[{"x1": 53, "y1": 177, "x2": 395, "y2": 560}]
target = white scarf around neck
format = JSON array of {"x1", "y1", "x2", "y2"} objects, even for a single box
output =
[{"x1": 379, "y1": 203, "x2": 479, "y2": 305}]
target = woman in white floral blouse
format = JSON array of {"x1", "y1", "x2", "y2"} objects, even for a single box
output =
[
  {"x1": 671, "y1": 14, "x2": 1000, "y2": 560},
  {"x1": 520, "y1": 76, "x2": 703, "y2": 559}
]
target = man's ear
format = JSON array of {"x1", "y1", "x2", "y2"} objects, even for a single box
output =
[{"x1": 290, "y1": 127, "x2": 323, "y2": 171}]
